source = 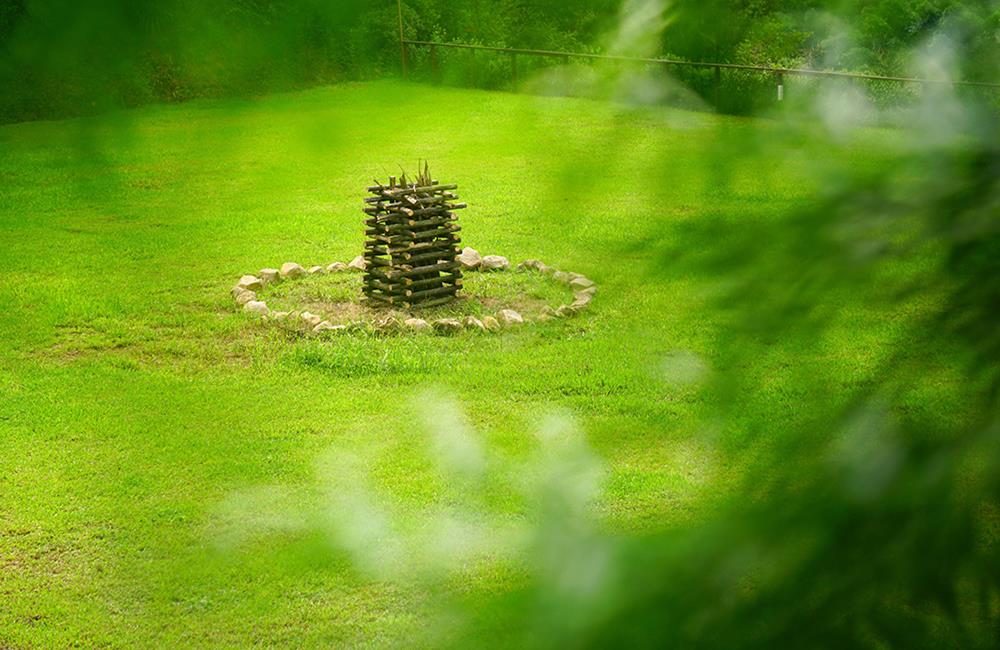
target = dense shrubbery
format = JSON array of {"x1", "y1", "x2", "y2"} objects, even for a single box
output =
[
  {"x1": 0, "y1": 0, "x2": 996, "y2": 122},
  {"x1": 0, "y1": 0, "x2": 394, "y2": 121}
]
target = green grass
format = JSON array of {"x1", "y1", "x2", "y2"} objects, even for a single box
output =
[{"x1": 0, "y1": 80, "x2": 919, "y2": 646}]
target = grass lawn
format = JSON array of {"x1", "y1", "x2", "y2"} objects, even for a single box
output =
[{"x1": 0, "y1": 80, "x2": 921, "y2": 646}]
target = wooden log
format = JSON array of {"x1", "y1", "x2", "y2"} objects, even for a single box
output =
[
  {"x1": 365, "y1": 206, "x2": 415, "y2": 217},
  {"x1": 404, "y1": 287, "x2": 458, "y2": 306},
  {"x1": 369, "y1": 203, "x2": 465, "y2": 221},
  {"x1": 385, "y1": 261, "x2": 460, "y2": 279},
  {"x1": 365, "y1": 279, "x2": 406, "y2": 295},
  {"x1": 407, "y1": 225, "x2": 461, "y2": 241},
  {"x1": 364, "y1": 205, "x2": 464, "y2": 225},
  {"x1": 363, "y1": 269, "x2": 395, "y2": 283},
  {"x1": 364, "y1": 192, "x2": 456, "y2": 205},
  {"x1": 404, "y1": 215, "x2": 458, "y2": 228},
  {"x1": 370, "y1": 217, "x2": 452, "y2": 232},
  {"x1": 367, "y1": 227, "x2": 460, "y2": 244},
  {"x1": 362, "y1": 286, "x2": 391, "y2": 298},
  {"x1": 402, "y1": 242, "x2": 458, "y2": 254},
  {"x1": 364, "y1": 266, "x2": 443, "y2": 282},
  {"x1": 366, "y1": 180, "x2": 442, "y2": 193},
  {"x1": 406, "y1": 284, "x2": 460, "y2": 300},
  {"x1": 364, "y1": 219, "x2": 409, "y2": 231},
  {"x1": 381, "y1": 215, "x2": 457, "y2": 232},
  {"x1": 361, "y1": 255, "x2": 392, "y2": 267},
  {"x1": 409, "y1": 239, "x2": 460, "y2": 252},
  {"x1": 362, "y1": 293, "x2": 397, "y2": 306},
  {"x1": 366, "y1": 239, "x2": 461, "y2": 254},
  {"x1": 365, "y1": 250, "x2": 459, "y2": 267},
  {"x1": 364, "y1": 239, "x2": 461, "y2": 254},
  {"x1": 402, "y1": 248, "x2": 458, "y2": 265},
  {"x1": 367, "y1": 184, "x2": 445, "y2": 197},
  {"x1": 371, "y1": 183, "x2": 458, "y2": 197},
  {"x1": 363, "y1": 282, "x2": 404, "y2": 297},
  {"x1": 369, "y1": 225, "x2": 459, "y2": 241},
  {"x1": 365, "y1": 250, "x2": 427, "y2": 265},
  {"x1": 405, "y1": 274, "x2": 461, "y2": 289}
]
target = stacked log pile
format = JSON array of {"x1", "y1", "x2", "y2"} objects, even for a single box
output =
[{"x1": 362, "y1": 169, "x2": 465, "y2": 308}]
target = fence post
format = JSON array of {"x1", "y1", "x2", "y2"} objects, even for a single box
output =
[
  {"x1": 397, "y1": 0, "x2": 408, "y2": 79},
  {"x1": 714, "y1": 65, "x2": 721, "y2": 111},
  {"x1": 511, "y1": 52, "x2": 518, "y2": 88},
  {"x1": 431, "y1": 44, "x2": 439, "y2": 83},
  {"x1": 776, "y1": 71, "x2": 784, "y2": 101},
  {"x1": 470, "y1": 49, "x2": 477, "y2": 87}
]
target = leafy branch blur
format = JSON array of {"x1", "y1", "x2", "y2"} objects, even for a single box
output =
[
  {"x1": 451, "y1": 49, "x2": 1000, "y2": 650},
  {"x1": 564, "y1": 106, "x2": 1000, "y2": 650}
]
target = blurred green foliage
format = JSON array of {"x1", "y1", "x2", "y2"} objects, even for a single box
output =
[
  {"x1": 440, "y1": 40, "x2": 1000, "y2": 650},
  {"x1": 588, "y1": 114, "x2": 1000, "y2": 650}
]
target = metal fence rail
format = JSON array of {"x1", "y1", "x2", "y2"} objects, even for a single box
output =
[
  {"x1": 403, "y1": 39, "x2": 999, "y2": 89},
  {"x1": 398, "y1": 37, "x2": 1000, "y2": 112}
]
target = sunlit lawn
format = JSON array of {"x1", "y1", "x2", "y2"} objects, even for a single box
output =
[{"x1": 0, "y1": 80, "x2": 912, "y2": 645}]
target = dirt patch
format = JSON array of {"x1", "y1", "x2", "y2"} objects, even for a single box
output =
[{"x1": 258, "y1": 271, "x2": 571, "y2": 326}]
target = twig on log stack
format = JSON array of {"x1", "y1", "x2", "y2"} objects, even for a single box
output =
[{"x1": 361, "y1": 164, "x2": 464, "y2": 308}]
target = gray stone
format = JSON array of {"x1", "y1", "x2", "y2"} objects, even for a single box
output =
[
  {"x1": 234, "y1": 289, "x2": 256, "y2": 305},
  {"x1": 300, "y1": 312, "x2": 323, "y2": 327},
  {"x1": 269, "y1": 311, "x2": 290, "y2": 321},
  {"x1": 326, "y1": 262, "x2": 348, "y2": 273},
  {"x1": 259, "y1": 268, "x2": 280, "y2": 285},
  {"x1": 243, "y1": 301, "x2": 269, "y2": 316},
  {"x1": 569, "y1": 276, "x2": 595, "y2": 291},
  {"x1": 347, "y1": 255, "x2": 366, "y2": 272},
  {"x1": 541, "y1": 305, "x2": 558, "y2": 317},
  {"x1": 517, "y1": 259, "x2": 543, "y2": 271},
  {"x1": 280, "y1": 262, "x2": 305, "y2": 279},
  {"x1": 373, "y1": 315, "x2": 401, "y2": 331},
  {"x1": 463, "y1": 316, "x2": 487, "y2": 331},
  {"x1": 572, "y1": 292, "x2": 593, "y2": 308},
  {"x1": 481, "y1": 255, "x2": 510, "y2": 272},
  {"x1": 404, "y1": 318, "x2": 431, "y2": 332},
  {"x1": 497, "y1": 309, "x2": 524, "y2": 326},
  {"x1": 432, "y1": 318, "x2": 463, "y2": 334},
  {"x1": 307, "y1": 265, "x2": 325, "y2": 275},
  {"x1": 553, "y1": 271, "x2": 570, "y2": 284},
  {"x1": 556, "y1": 305, "x2": 578, "y2": 318},
  {"x1": 238, "y1": 274, "x2": 263, "y2": 291},
  {"x1": 458, "y1": 247, "x2": 482, "y2": 270},
  {"x1": 482, "y1": 316, "x2": 502, "y2": 332},
  {"x1": 314, "y1": 321, "x2": 347, "y2": 334},
  {"x1": 539, "y1": 264, "x2": 555, "y2": 276}
]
